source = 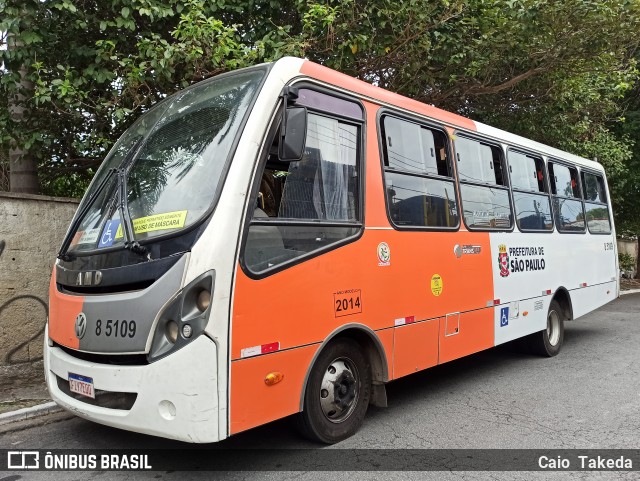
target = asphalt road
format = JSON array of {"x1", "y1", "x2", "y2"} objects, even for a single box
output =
[{"x1": 2, "y1": 293, "x2": 639, "y2": 480}]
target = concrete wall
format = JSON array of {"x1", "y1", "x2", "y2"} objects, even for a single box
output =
[
  {"x1": 617, "y1": 238, "x2": 638, "y2": 259},
  {"x1": 617, "y1": 238, "x2": 638, "y2": 277},
  {"x1": 0, "y1": 192, "x2": 78, "y2": 378}
]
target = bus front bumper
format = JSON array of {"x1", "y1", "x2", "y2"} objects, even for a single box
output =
[{"x1": 44, "y1": 326, "x2": 221, "y2": 443}]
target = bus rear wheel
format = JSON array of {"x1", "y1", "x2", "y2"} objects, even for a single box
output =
[
  {"x1": 296, "y1": 338, "x2": 371, "y2": 444},
  {"x1": 528, "y1": 299, "x2": 565, "y2": 357}
]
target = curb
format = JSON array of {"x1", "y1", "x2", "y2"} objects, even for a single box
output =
[
  {"x1": 620, "y1": 288, "x2": 640, "y2": 296},
  {"x1": 0, "y1": 401, "x2": 63, "y2": 426}
]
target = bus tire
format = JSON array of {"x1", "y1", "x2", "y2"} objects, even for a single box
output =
[
  {"x1": 296, "y1": 338, "x2": 372, "y2": 444},
  {"x1": 528, "y1": 299, "x2": 565, "y2": 357}
]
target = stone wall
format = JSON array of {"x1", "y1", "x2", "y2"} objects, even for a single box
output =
[{"x1": 0, "y1": 192, "x2": 79, "y2": 379}]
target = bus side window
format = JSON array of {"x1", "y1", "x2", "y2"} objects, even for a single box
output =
[
  {"x1": 582, "y1": 171, "x2": 611, "y2": 234},
  {"x1": 549, "y1": 161, "x2": 585, "y2": 233},
  {"x1": 508, "y1": 150, "x2": 553, "y2": 231},
  {"x1": 455, "y1": 136, "x2": 512, "y2": 230},
  {"x1": 244, "y1": 103, "x2": 363, "y2": 274},
  {"x1": 381, "y1": 115, "x2": 459, "y2": 229}
]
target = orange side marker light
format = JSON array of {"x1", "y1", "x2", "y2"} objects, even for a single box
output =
[
  {"x1": 522, "y1": 311, "x2": 528, "y2": 317},
  {"x1": 264, "y1": 372, "x2": 284, "y2": 386}
]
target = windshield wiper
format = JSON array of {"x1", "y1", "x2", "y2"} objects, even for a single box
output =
[
  {"x1": 57, "y1": 168, "x2": 117, "y2": 261},
  {"x1": 58, "y1": 136, "x2": 149, "y2": 261},
  {"x1": 116, "y1": 168, "x2": 149, "y2": 259}
]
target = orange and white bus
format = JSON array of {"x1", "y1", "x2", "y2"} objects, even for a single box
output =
[{"x1": 45, "y1": 57, "x2": 619, "y2": 444}]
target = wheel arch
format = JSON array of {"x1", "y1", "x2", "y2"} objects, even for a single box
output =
[
  {"x1": 553, "y1": 287, "x2": 573, "y2": 321},
  {"x1": 299, "y1": 324, "x2": 389, "y2": 411}
]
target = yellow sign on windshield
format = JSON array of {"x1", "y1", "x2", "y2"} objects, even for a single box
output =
[{"x1": 115, "y1": 210, "x2": 188, "y2": 238}]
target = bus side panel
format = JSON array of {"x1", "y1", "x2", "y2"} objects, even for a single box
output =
[
  {"x1": 393, "y1": 318, "x2": 440, "y2": 378},
  {"x1": 489, "y1": 231, "x2": 617, "y2": 345},
  {"x1": 230, "y1": 344, "x2": 318, "y2": 434},
  {"x1": 376, "y1": 327, "x2": 395, "y2": 380},
  {"x1": 569, "y1": 281, "x2": 617, "y2": 320},
  {"x1": 438, "y1": 308, "x2": 494, "y2": 364},
  {"x1": 493, "y1": 296, "x2": 548, "y2": 345},
  {"x1": 231, "y1": 230, "x2": 494, "y2": 362}
]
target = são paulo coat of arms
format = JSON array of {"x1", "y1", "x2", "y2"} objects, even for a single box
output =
[{"x1": 498, "y1": 244, "x2": 509, "y2": 277}]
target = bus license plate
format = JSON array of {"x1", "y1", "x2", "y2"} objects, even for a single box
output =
[{"x1": 68, "y1": 373, "x2": 95, "y2": 399}]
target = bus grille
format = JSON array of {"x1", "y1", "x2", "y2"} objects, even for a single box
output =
[{"x1": 57, "y1": 344, "x2": 148, "y2": 365}]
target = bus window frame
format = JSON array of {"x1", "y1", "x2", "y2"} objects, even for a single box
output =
[
  {"x1": 453, "y1": 132, "x2": 514, "y2": 233},
  {"x1": 505, "y1": 147, "x2": 555, "y2": 234},
  {"x1": 580, "y1": 167, "x2": 612, "y2": 235},
  {"x1": 377, "y1": 108, "x2": 461, "y2": 232},
  {"x1": 548, "y1": 157, "x2": 586, "y2": 234},
  {"x1": 239, "y1": 81, "x2": 367, "y2": 280}
]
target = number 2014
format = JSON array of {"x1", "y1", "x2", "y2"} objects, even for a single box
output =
[{"x1": 335, "y1": 297, "x2": 361, "y2": 312}]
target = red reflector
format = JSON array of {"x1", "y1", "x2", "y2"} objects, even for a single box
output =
[
  {"x1": 581, "y1": 282, "x2": 587, "y2": 288},
  {"x1": 494, "y1": 299, "x2": 501, "y2": 305},
  {"x1": 261, "y1": 342, "x2": 280, "y2": 354},
  {"x1": 406, "y1": 316, "x2": 415, "y2": 324}
]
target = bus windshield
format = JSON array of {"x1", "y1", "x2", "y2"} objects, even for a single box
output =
[{"x1": 67, "y1": 69, "x2": 265, "y2": 254}]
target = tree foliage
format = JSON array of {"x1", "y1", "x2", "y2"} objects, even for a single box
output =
[
  {"x1": 612, "y1": 92, "x2": 640, "y2": 235},
  {"x1": 1, "y1": 0, "x2": 272, "y2": 195},
  {"x1": 1, "y1": 0, "x2": 639, "y2": 221}
]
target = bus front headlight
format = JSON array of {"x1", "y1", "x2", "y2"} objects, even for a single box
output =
[
  {"x1": 148, "y1": 270, "x2": 215, "y2": 362},
  {"x1": 166, "y1": 321, "x2": 179, "y2": 344},
  {"x1": 196, "y1": 289, "x2": 211, "y2": 312}
]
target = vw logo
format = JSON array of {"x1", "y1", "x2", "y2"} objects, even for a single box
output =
[{"x1": 75, "y1": 312, "x2": 87, "y2": 339}]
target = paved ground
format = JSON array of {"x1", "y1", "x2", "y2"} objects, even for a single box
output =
[{"x1": 1, "y1": 293, "x2": 639, "y2": 480}]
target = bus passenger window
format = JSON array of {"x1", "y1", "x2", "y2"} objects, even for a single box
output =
[
  {"x1": 381, "y1": 115, "x2": 458, "y2": 229},
  {"x1": 549, "y1": 161, "x2": 585, "y2": 232},
  {"x1": 508, "y1": 150, "x2": 553, "y2": 231},
  {"x1": 244, "y1": 105, "x2": 362, "y2": 274},
  {"x1": 549, "y1": 162, "x2": 581, "y2": 198},
  {"x1": 582, "y1": 171, "x2": 611, "y2": 234},
  {"x1": 583, "y1": 171, "x2": 607, "y2": 203},
  {"x1": 454, "y1": 136, "x2": 512, "y2": 230}
]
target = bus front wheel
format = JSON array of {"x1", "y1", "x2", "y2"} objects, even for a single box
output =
[
  {"x1": 528, "y1": 299, "x2": 565, "y2": 357},
  {"x1": 296, "y1": 338, "x2": 372, "y2": 444}
]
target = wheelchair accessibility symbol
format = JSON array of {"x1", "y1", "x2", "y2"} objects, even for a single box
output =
[
  {"x1": 98, "y1": 219, "x2": 121, "y2": 248},
  {"x1": 500, "y1": 307, "x2": 509, "y2": 327}
]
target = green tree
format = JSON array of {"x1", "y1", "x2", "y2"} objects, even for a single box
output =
[
  {"x1": 1, "y1": 0, "x2": 639, "y2": 203},
  {"x1": 611, "y1": 88, "x2": 640, "y2": 277},
  {"x1": 1, "y1": 0, "x2": 282, "y2": 196}
]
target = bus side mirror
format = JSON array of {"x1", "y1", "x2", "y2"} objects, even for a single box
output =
[{"x1": 278, "y1": 106, "x2": 307, "y2": 162}]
